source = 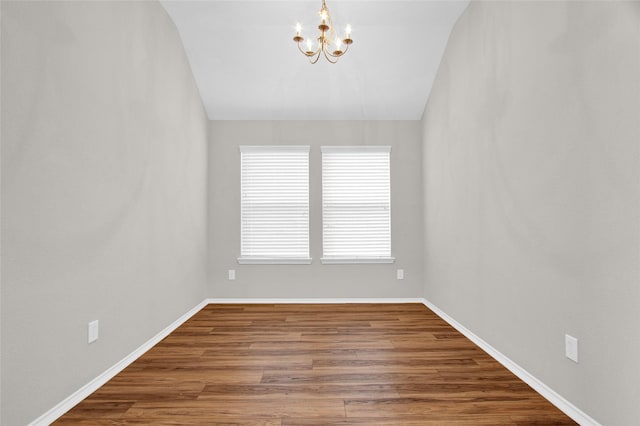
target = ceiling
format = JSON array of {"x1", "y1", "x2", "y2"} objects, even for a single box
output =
[{"x1": 161, "y1": 0, "x2": 469, "y2": 120}]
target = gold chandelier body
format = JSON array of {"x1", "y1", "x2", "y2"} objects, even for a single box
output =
[{"x1": 293, "y1": 0, "x2": 353, "y2": 64}]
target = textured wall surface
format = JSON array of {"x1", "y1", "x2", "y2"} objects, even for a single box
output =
[
  {"x1": 421, "y1": 2, "x2": 640, "y2": 424},
  {"x1": 208, "y1": 121, "x2": 424, "y2": 299},
  {"x1": 1, "y1": 2, "x2": 208, "y2": 424}
]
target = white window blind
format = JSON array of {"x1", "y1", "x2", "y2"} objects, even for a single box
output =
[
  {"x1": 321, "y1": 146, "x2": 394, "y2": 263},
  {"x1": 239, "y1": 146, "x2": 311, "y2": 264}
]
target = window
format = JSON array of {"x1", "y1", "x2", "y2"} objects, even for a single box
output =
[
  {"x1": 321, "y1": 146, "x2": 394, "y2": 263},
  {"x1": 239, "y1": 146, "x2": 311, "y2": 264}
]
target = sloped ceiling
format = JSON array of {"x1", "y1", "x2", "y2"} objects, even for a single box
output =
[{"x1": 161, "y1": 0, "x2": 469, "y2": 120}]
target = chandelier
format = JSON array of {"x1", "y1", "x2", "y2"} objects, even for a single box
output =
[{"x1": 293, "y1": 0, "x2": 353, "y2": 64}]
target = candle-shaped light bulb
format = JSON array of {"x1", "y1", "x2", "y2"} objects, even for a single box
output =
[
  {"x1": 345, "y1": 24, "x2": 352, "y2": 37},
  {"x1": 295, "y1": 22, "x2": 302, "y2": 35},
  {"x1": 306, "y1": 38, "x2": 313, "y2": 51},
  {"x1": 335, "y1": 38, "x2": 342, "y2": 51},
  {"x1": 320, "y1": 9, "x2": 328, "y2": 22}
]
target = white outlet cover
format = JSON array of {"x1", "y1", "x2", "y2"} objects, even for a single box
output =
[
  {"x1": 88, "y1": 320, "x2": 99, "y2": 344},
  {"x1": 228, "y1": 269, "x2": 236, "y2": 280},
  {"x1": 396, "y1": 269, "x2": 404, "y2": 280},
  {"x1": 565, "y1": 334, "x2": 578, "y2": 363}
]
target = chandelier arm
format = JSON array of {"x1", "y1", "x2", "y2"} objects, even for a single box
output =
[
  {"x1": 326, "y1": 39, "x2": 349, "y2": 59},
  {"x1": 297, "y1": 40, "x2": 322, "y2": 59},
  {"x1": 309, "y1": 51, "x2": 322, "y2": 64},
  {"x1": 325, "y1": 48, "x2": 343, "y2": 59},
  {"x1": 322, "y1": 47, "x2": 339, "y2": 64},
  {"x1": 296, "y1": 42, "x2": 308, "y2": 56}
]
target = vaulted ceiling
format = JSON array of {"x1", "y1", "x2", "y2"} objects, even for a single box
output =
[{"x1": 161, "y1": 0, "x2": 469, "y2": 120}]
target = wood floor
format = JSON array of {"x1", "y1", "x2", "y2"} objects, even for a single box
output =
[{"x1": 56, "y1": 304, "x2": 575, "y2": 425}]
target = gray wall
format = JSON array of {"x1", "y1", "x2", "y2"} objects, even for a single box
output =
[
  {"x1": 209, "y1": 121, "x2": 424, "y2": 299},
  {"x1": 1, "y1": 1, "x2": 208, "y2": 424},
  {"x1": 421, "y1": 1, "x2": 639, "y2": 424}
]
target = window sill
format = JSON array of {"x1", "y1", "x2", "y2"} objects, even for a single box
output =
[
  {"x1": 237, "y1": 257, "x2": 312, "y2": 265},
  {"x1": 321, "y1": 257, "x2": 396, "y2": 264}
]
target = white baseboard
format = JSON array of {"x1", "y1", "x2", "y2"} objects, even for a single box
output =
[
  {"x1": 206, "y1": 297, "x2": 424, "y2": 304},
  {"x1": 421, "y1": 298, "x2": 600, "y2": 426},
  {"x1": 28, "y1": 299, "x2": 209, "y2": 426}
]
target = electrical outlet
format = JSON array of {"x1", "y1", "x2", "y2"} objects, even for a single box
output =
[
  {"x1": 228, "y1": 269, "x2": 236, "y2": 281},
  {"x1": 565, "y1": 334, "x2": 578, "y2": 363},
  {"x1": 88, "y1": 320, "x2": 99, "y2": 344},
  {"x1": 396, "y1": 269, "x2": 404, "y2": 280}
]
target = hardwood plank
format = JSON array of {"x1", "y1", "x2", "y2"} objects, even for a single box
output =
[
  {"x1": 124, "y1": 398, "x2": 345, "y2": 418},
  {"x1": 344, "y1": 396, "x2": 572, "y2": 418},
  {"x1": 57, "y1": 417, "x2": 282, "y2": 426},
  {"x1": 199, "y1": 383, "x2": 402, "y2": 399},
  {"x1": 55, "y1": 303, "x2": 575, "y2": 425},
  {"x1": 281, "y1": 415, "x2": 521, "y2": 425}
]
